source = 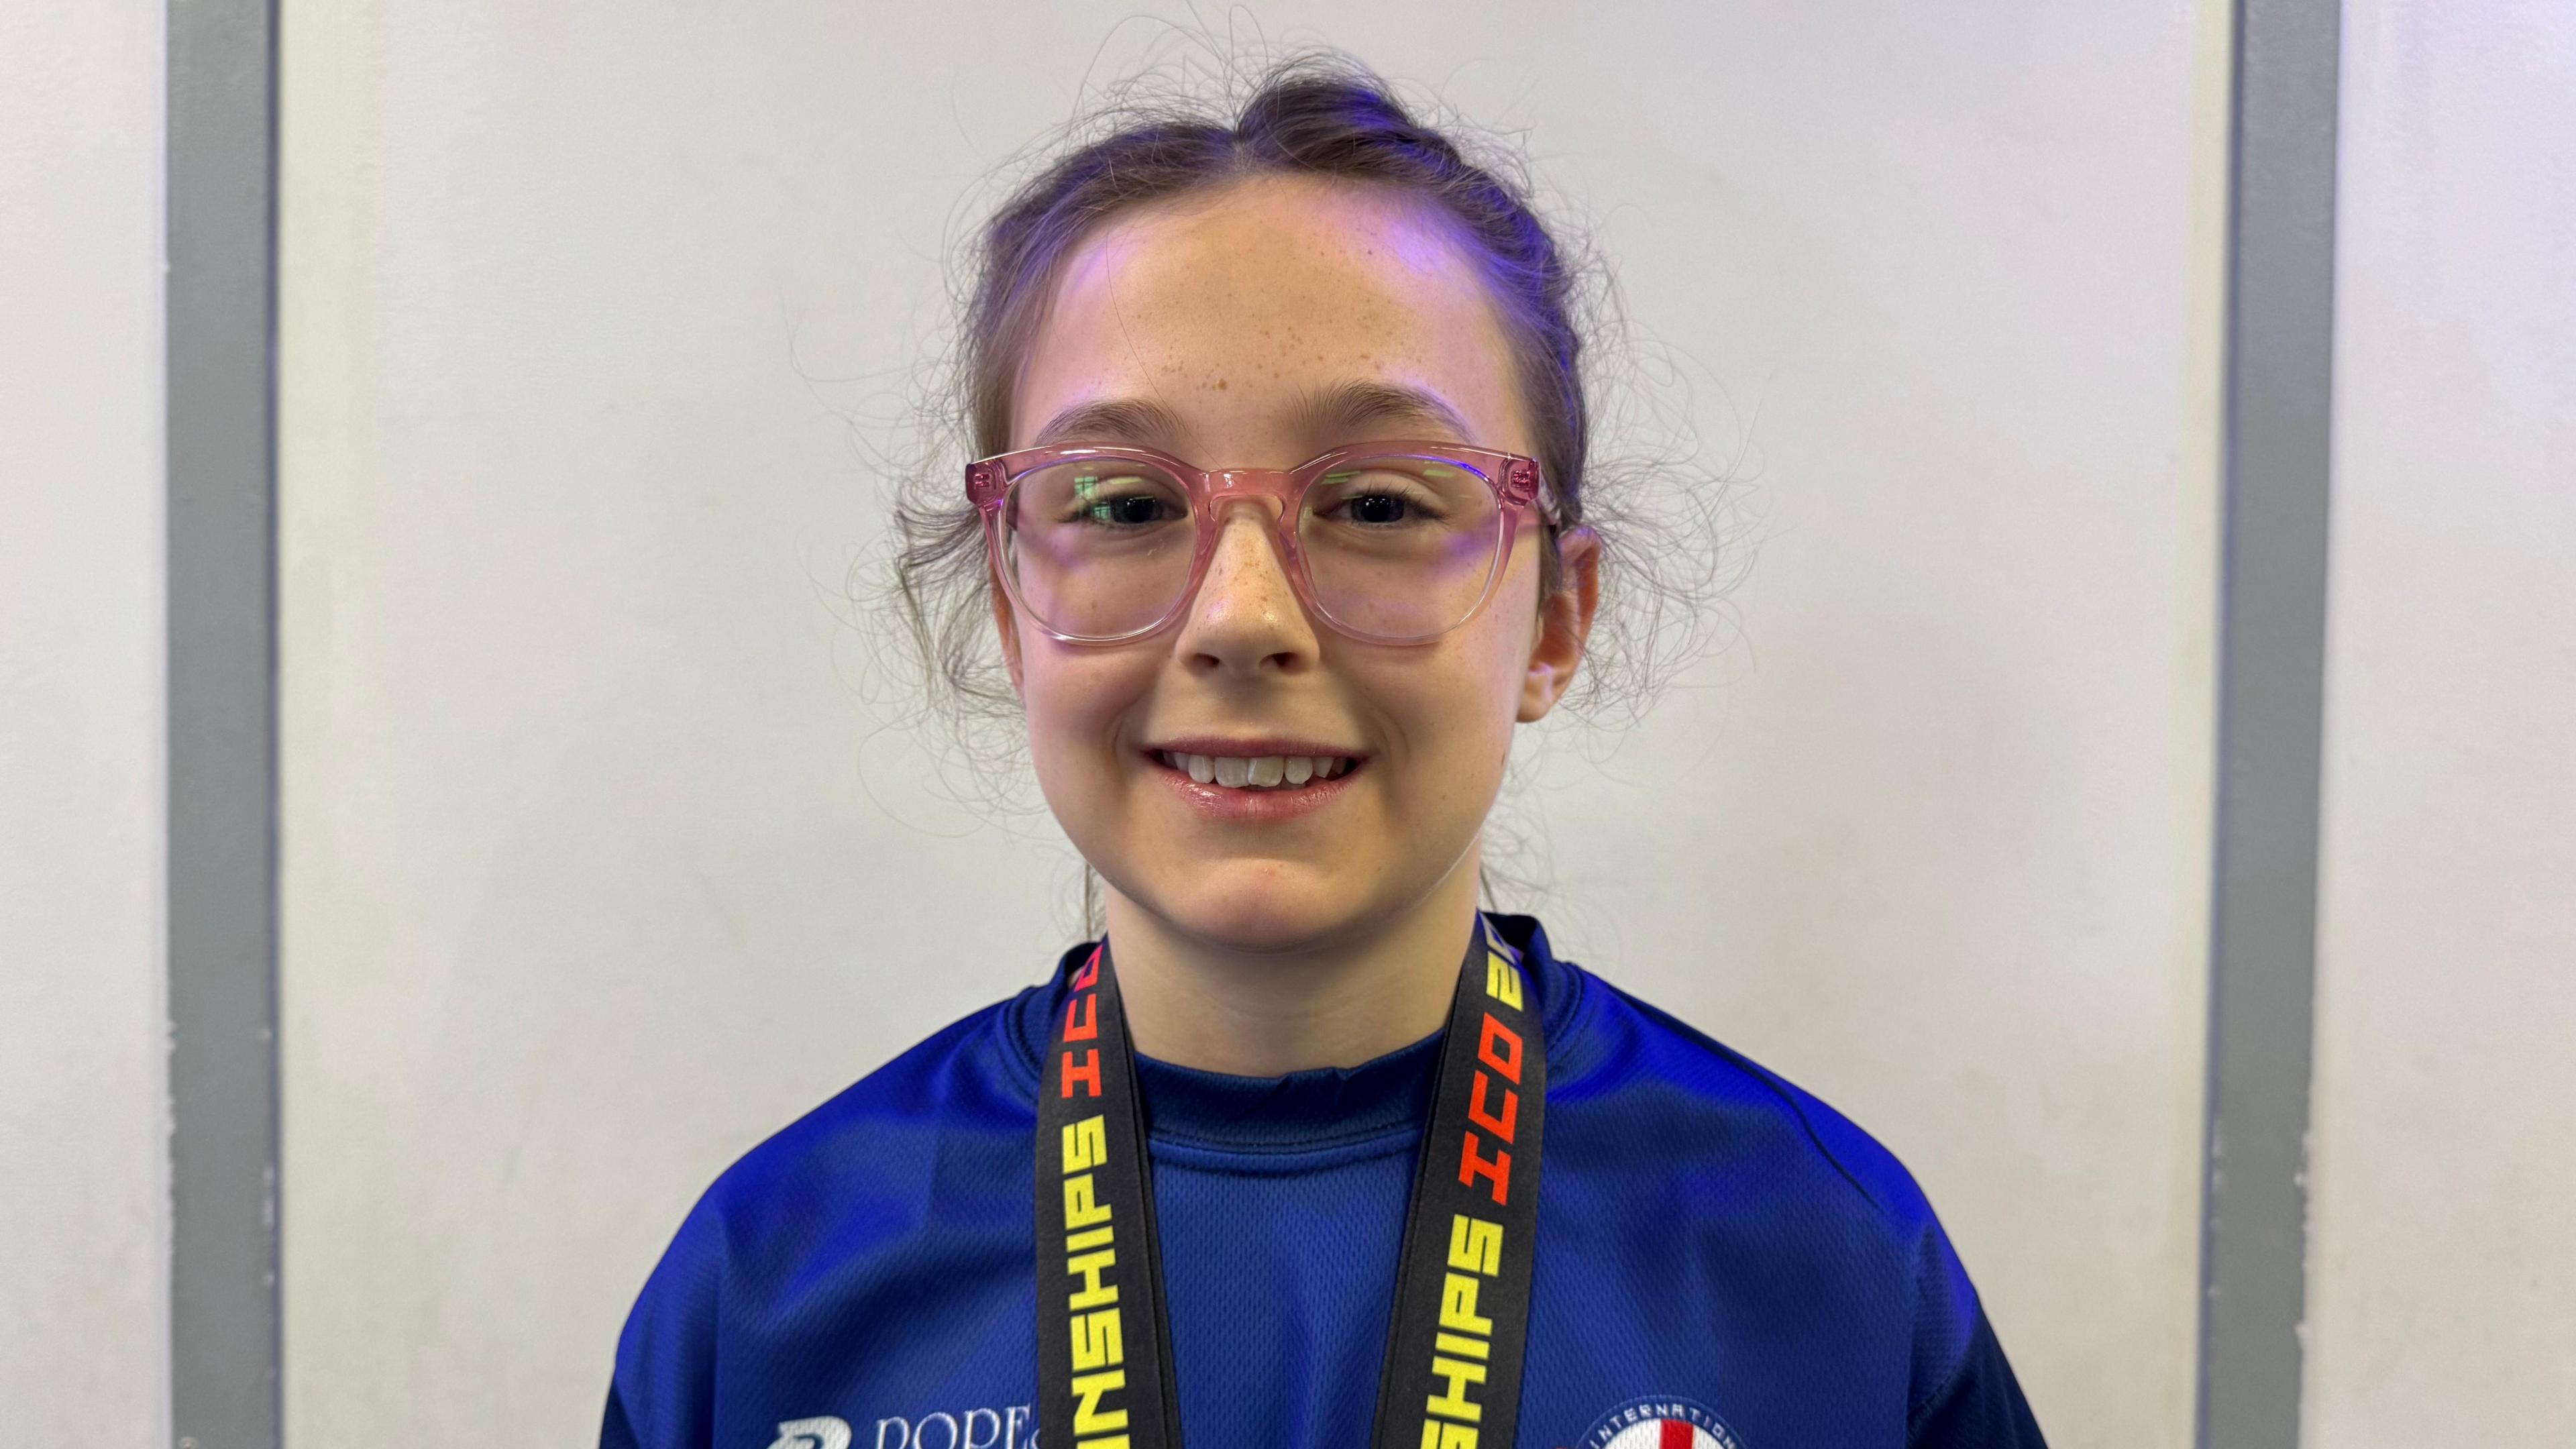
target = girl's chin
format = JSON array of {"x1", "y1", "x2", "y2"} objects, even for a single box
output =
[{"x1": 1122, "y1": 863, "x2": 1403, "y2": 952}]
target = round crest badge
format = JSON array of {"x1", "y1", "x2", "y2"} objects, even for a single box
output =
[{"x1": 1575, "y1": 1395, "x2": 1746, "y2": 1449}]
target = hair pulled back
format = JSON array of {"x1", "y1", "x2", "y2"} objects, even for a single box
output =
[
  {"x1": 960, "y1": 60, "x2": 1589, "y2": 529},
  {"x1": 884, "y1": 50, "x2": 1727, "y2": 784}
]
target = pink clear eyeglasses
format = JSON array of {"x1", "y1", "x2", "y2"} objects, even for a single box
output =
[{"x1": 964, "y1": 439, "x2": 1554, "y2": 646}]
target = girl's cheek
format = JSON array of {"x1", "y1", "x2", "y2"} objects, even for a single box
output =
[{"x1": 1024, "y1": 651, "x2": 1152, "y2": 771}]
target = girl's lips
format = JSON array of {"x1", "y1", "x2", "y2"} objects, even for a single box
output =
[
  {"x1": 1145, "y1": 751, "x2": 1364, "y2": 822},
  {"x1": 1142, "y1": 736, "x2": 1365, "y2": 761}
]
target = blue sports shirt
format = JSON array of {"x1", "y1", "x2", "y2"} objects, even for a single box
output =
[{"x1": 604, "y1": 914, "x2": 2045, "y2": 1449}]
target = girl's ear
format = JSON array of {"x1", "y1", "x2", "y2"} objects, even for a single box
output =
[
  {"x1": 1519, "y1": 527, "x2": 1601, "y2": 723},
  {"x1": 988, "y1": 565, "x2": 1026, "y2": 694}
]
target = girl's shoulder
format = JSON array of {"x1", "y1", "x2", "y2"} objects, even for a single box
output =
[
  {"x1": 606, "y1": 989, "x2": 1044, "y2": 1446},
  {"x1": 610, "y1": 989, "x2": 1040, "y2": 1356},
  {"x1": 1546, "y1": 960, "x2": 2020, "y2": 1440},
  {"x1": 1554, "y1": 965, "x2": 1948, "y2": 1242},
  {"x1": 1495, "y1": 912, "x2": 1944, "y2": 1244},
  {"x1": 695, "y1": 987, "x2": 1044, "y2": 1228}
]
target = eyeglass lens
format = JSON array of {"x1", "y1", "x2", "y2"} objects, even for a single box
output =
[{"x1": 1000, "y1": 453, "x2": 1507, "y2": 641}]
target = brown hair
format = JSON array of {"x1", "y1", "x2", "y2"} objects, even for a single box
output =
[{"x1": 878, "y1": 49, "x2": 1731, "y2": 812}]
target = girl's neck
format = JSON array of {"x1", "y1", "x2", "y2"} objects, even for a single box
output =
[{"x1": 1100, "y1": 861, "x2": 1483, "y2": 1077}]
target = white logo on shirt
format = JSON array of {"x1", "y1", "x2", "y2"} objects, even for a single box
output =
[
  {"x1": 775, "y1": 1408, "x2": 1032, "y2": 1449},
  {"x1": 767, "y1": 1419, "x2": 851, "y2": 1449},
  {"x1": 1579, "y1": 1396, "x2": 1747, "y2": 1449}
]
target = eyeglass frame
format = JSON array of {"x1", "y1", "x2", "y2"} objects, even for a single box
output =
[{"x1": 963, "y1": 438, "x2": 1559, "y2": 647}]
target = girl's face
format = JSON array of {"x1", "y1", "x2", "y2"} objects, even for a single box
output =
[{"x1": 999, "y1": 174, "x2": 1596, "y2": 955}]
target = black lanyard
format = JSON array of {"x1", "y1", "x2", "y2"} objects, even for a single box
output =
[{"x1": 1036, "y1": 918, "x2": 1546, "y2": 1449}]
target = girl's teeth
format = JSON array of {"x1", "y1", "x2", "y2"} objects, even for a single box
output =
[{"x1": 1165, "y1": 753, "x2": 1353, "y2": 789}]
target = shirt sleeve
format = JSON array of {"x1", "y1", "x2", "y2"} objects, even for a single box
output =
[
  {"x1": 600, "y1": 1385, "x2": 645, "y2": 1449},
  {"x1": 1902, "y1": 1215, "x2": 2046, "y2": 1448},
  {"x1": 1907, "y1": 1307, "x2": 2047, "y2": 1447},
  {"x1": 600, "y1": 1197, "x2": 724, "y2": 1449}
]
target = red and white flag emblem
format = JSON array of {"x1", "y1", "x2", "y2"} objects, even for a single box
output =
[
  {"x1": 1576, "y1": 1396, "x2": 1746, "y2": 1449},
  {"x1": 1598, "y1": 1419, "x2": 1726, "y2": 1449}
]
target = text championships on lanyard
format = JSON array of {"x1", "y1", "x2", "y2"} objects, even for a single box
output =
[{"x1": 1036, "y1": 916, "x2": 1547, "y2": 1449}]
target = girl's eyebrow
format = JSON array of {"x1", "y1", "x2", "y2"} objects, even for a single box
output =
[
  {"x1": 1029, "y1": 397, "x2": 1188, "y2": 449},
  {"x1": 1292, "y1": 379, "x2": 1475, "y2": 441}
]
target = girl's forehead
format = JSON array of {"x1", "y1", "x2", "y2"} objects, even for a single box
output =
[{"x1": 1014, "y1": 176, "x2": 1523, "y2": 453}]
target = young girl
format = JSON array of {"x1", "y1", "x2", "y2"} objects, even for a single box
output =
[{"x1": 604, "y1": 58, "x2": 2044, "y2": 1449}]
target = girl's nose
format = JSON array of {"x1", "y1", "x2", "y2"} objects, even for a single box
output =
[{"x1": 1173, "y1": 503, "x2": 1318, "y2": 676}]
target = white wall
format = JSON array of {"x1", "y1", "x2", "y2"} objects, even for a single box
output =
[
  {"x1": 2306, "y1": 4, "x2": 2576, "y2": 1444},
  {"x1": 279, "y1": 4, "x2": 2227, "y2": 1445},
  {"x1": 0, "y1": 1, "x2": 169, "y2": 1443}
]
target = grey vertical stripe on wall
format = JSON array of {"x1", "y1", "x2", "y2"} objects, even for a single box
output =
[
  {"x1": 167, "y1": 0, "x2": 282, "y2": 1444},
  {"x1": 2198, "y1": 0, "x2": 2341, "y2": 1446}
]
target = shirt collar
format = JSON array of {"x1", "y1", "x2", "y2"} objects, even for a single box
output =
[{"x1": 1007, "y1": 912, "x2": 1578, "y2": 1151}]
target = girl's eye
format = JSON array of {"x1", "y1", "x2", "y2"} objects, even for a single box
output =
[
  {"x1": 1315, "y1": 469, "x2": 1450, "y2": 528},
  {"x1": 1059, "y1": 474, "x2": 1183, "y2": 528},
  {"x1": 1085, "y1": 493, "x2": 1174, "y2": 526},
  {"x1": 1344, "y1": 493, "x2": 1411, "y2": 525}
]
